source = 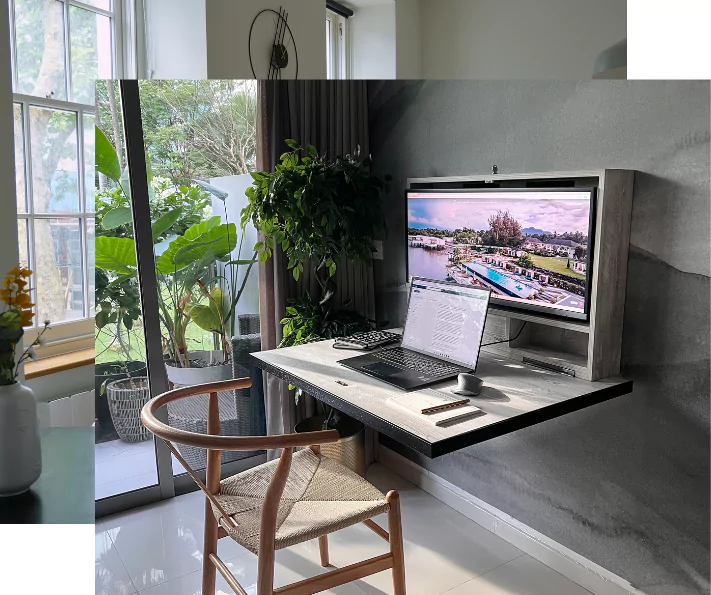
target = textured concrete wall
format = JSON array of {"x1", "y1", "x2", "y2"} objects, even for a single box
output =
[{"x1": 368, "y1": 80, "x2": 710, "y2": 595}]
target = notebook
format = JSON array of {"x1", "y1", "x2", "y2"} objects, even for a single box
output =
[{"x1": 386, "y1": 389, "x2": 483, "y2": 426}]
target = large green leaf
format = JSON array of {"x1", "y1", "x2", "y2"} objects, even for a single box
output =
[
  {"x1": 155, "y1": 223, "x2": 237, "y2": 274},
  {"x1": 151, "y1": 208, "x2": 182, "y2": 242},
  {"x1": 187, "y1": 304, "x2": 220, "y2": 333},
  {"x1": 183, "y1": 216, "x2": 221, "y2": 241},
  {"x1": 95, "y1": 236, "x2": 137, "y2": 274},
  {"x1": 189, "y1": 287, "x2": 227, "y2": 333},
  {"x1": 95, "y1": 126, "x2": 121, "y2": 183},
  {"x1": 102, "y1": 206, "x2": 133, "y2": 229},
  {"x1": 172, "y1": 237, "x2": 222, "y2": 264}
]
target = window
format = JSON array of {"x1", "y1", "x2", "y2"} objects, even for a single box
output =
[
  {"x1": 326, "y1": 9, "x2": 349, "y2": 79},
  {"x1": 9, "y1": 0, "x2": 124, "y2": 355}
]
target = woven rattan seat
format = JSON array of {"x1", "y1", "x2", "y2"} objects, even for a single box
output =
[{"x1": 212, "y1": 448, "x2": 389, "y2": 554}]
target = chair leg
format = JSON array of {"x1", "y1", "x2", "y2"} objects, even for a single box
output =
[
  {"x1": 203, "y1": 395, "x2": 223, "y2": 595},
  {"x1": 387, "y1": 490, "x2": 406, "y2": 595},
  {"x1": 256, "y1": 546, "x2": 276, "y2": 595},
  {"x1": 202, "y1": 498, "x2": 219, "y2": 595},
  {"x1": 318, "y1": 535, "x2": 330, "y2": 567}
]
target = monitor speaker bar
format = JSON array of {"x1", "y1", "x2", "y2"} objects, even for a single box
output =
[{"x1": 522, "y1": 357, "x2": 576, "y2": 377}]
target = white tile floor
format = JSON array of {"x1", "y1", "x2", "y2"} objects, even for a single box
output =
[
  {"x1": 95, "y1": 464, "x2": 593, "y2": 595},
  {"x1": 95, "y1": 439, "x2": 183, "y2": 500}
]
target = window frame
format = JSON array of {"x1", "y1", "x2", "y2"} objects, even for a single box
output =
[
  {"x1": 326, "y1": 9, "x2": 349, "y2": 80},
  {"x1": 9, "y1": 0, "x2": 127, "y2": 357}
]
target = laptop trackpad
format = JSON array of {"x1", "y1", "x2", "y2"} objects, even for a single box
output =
[{"x1": 363, "y1": 362, "x2": 403, "y2": 377}]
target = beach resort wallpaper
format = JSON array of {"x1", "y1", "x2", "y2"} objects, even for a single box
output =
[{"x1": 407, "y1": 191, "x2": 592, "y2": 315}]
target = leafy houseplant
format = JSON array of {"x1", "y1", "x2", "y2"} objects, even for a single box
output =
[
  {"x1": 279, "y1": 294, "x2": 371, "y2": 348},
  {"x1": 242, "y1": 141, "x2": 390, "y2": 435},
  {"x1": 242, "y1": 140, "x2": 391, "y2": 343}
]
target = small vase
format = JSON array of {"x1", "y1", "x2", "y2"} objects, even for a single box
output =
[{"x1": 0, "y1": 382, "x2": 42, "y2": 496}]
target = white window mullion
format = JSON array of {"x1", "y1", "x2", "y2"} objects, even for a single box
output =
[
  {"x1": 21, "y1": 98, "x2": 38, "y2": 330},
  {"x1": 113, "y1": 0, "x2": 125, "y2": 78},
  {"x1": 13, "y1": 93, "x2": 95, "y2": 113},
  {"x1": 67, "y1": 0, "x2": 114, "y2": 19},
  {"x1": 63, "y1": 0, "x2": 73, "y2": 101},
  {"x1": 9, "y1": 0, "x2": 18, "y2": 90},
  {"x1": 76, "y1": 105, "x2": 90, "y2": 319},
  {"x1": 27, "y1": 216, "x2": 37, "y2": 330}
]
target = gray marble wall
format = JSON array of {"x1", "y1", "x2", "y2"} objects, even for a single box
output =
[{"x1": 368, "y1": 81, "x2": 710, "y2": 595}]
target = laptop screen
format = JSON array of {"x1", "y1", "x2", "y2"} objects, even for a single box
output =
[{"x1": 402, "y1": 278, "x2": 491, "y2": 370}]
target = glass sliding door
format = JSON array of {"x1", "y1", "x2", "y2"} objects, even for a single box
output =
[
  {"x1": 96, "y1": 79, "x2": 265, "y2": 516},
  {"x1": 134, "y1": 81, "x2": 264, "y2": 489},
  {"x1": 94, "y1": 81, "x2": 161, "y2": 509}
]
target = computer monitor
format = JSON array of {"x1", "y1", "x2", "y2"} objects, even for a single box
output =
[
  {"x1": 406, "y1": 188, "x2": 595, "y2": 320},
  {"x1": 402, "y1": 278, "x2": 490, "y2": 371}
]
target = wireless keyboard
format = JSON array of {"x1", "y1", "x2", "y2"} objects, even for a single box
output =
[{"x1": 332, "y1": 330, "x2": 401, "y2": 350}]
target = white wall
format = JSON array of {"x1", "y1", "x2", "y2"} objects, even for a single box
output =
[
  {"x1": 0, "y1": 1, "x2": 19, "y2": 287},
  {"x1": 205, "y1": 0, "x2": 326, "y2": 79},
  {"x1": 145, "y1": 0, "x2": 208, "y2": 78},
  {"x1": 27, "y1": 365, "x2": 94, "y2": 405},
  {"x1": 395, "y1": 0, "x2": 421, "y2": 78},
  {"x1": 420, "y1": 0, "x2": 627, "y2": 79},
  {"x1": 1, "y1": 1, "x2": 23, "y2": 381},
  {"x1": 210, "y1": 175, "x2": 260, "y2": 327},
  {"x1": 349, "y1": 1, "x2": 397, "y2": 79}
]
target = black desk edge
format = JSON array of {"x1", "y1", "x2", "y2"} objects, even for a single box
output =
[{"x1": 252, "y1": 355, "x2": 633, "y2": 458}]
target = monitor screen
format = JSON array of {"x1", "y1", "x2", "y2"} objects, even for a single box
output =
[
  {"x1": 406, "y1": 188, "x2": 595, "y2": 320},
  {"x1": 402, "y1": 278, "x2": 491, "y2": 370}
]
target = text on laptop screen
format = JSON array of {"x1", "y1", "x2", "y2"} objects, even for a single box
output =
[{"x1": 402, "y1": 279, "x2": 490, "y2": 370}]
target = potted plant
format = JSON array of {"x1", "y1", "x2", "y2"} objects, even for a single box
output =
[
  {"x1": 242, "y1": 140, "x2": 390, "y2": 464},
  {"x1": 155, "y1": 214, "x2": 251, "y2": 386},
  {"x1": 0, "y1": 266, "x2": 50, "y2": 495},
  {"x1": 94, "y1": 264, "x2": 146, "y2": 440}
]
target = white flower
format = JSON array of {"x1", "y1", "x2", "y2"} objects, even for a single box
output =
[
  {"x1": 37, "y1": 336, "x2": 47, "y2": 347},
  {"x1": 27, "y1": 346, "x2": 38, "y2": 361},
  {"x1": 8, "y1": 282, "x2": 18, "y2": 292}
]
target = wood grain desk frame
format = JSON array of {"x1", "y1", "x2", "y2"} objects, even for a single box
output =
[{"x1": 251, "y1": 341, "x2": 633, "y2": 458}]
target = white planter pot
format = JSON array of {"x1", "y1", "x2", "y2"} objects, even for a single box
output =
[
  {"x1": 165, "y1": 350, "x2": 233, "y2": 386},
  {"x1": 0, "y1": 382, "x2": 42, "y2": 496}
]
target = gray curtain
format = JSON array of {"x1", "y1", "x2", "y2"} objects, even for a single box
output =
[{"x1": 257, "y1": 80, "x2": 375, "y2": 456}]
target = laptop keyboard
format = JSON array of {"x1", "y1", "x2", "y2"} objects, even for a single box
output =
[{"x1": 375, "y1": 347, "x2": 462, "y2": 377}]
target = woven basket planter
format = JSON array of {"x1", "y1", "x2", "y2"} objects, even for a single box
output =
[{"x1": 106, "y1": 377, "x2": 152, "y2": 443}]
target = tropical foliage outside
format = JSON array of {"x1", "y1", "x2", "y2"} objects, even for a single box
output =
[{"x1": 94, "y1": 81, "x2": 257, "y2": 365}]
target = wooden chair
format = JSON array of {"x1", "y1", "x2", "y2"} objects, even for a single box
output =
[{"x1": 141, "y1": 377, "x2": 406, "y2": 595}]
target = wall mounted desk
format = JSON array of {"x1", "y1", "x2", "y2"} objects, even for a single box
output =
[{"x1": 252, "y1": 340, "x2": 632, "y2": 458}]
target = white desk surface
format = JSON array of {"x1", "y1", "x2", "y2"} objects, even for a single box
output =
[{"x1": 252, "y1": 339, "x2": 632, "y2": 457}]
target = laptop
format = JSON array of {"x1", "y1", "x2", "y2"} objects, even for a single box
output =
[{"x1": 338, "y1": 277, "x2": 491, "y2": 390}]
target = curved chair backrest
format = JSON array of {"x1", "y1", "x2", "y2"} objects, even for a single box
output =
[
  {"x1": 140, "y1": 376, "x2": 340, "y2": 535},
  {"x1": 140, "y1": 377, "x2": 339, "y2": 452}
]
